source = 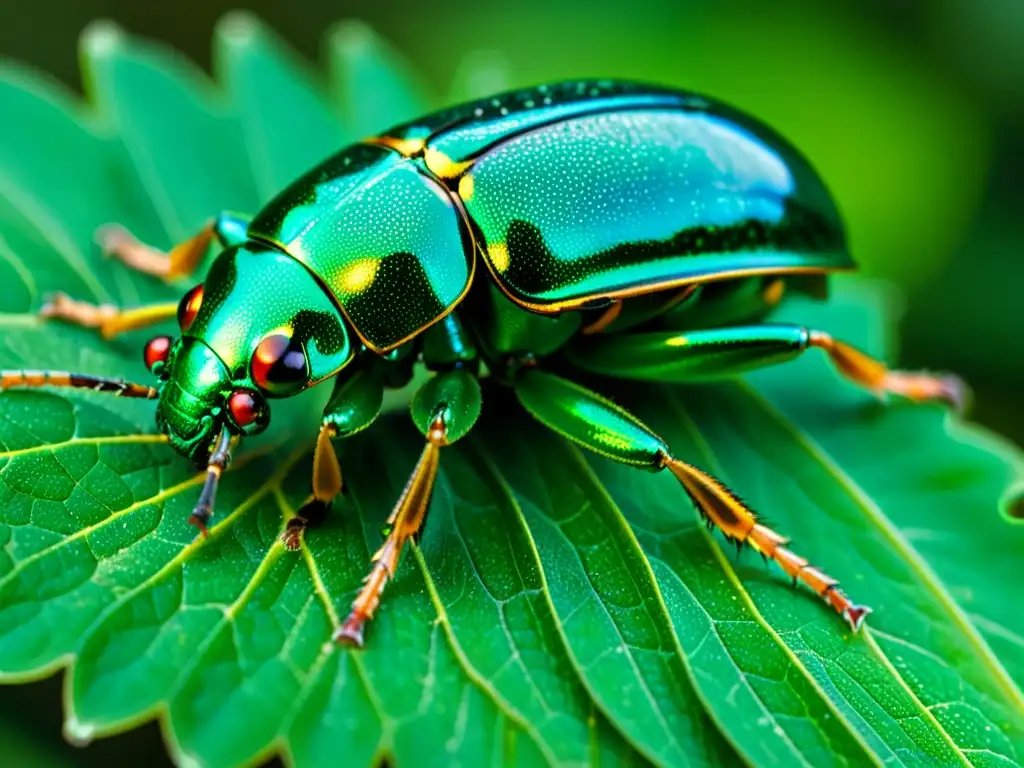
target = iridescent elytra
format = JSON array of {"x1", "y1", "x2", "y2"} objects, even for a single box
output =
[{"x1": 1, "y1": 80, "x2": 964, "y2": 647}]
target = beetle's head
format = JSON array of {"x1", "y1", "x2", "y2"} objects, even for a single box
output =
[
  {"x1": 142, "y1": 244, "x2": 351, "y2": 468},
  {"x1": 149, "y1": 335, "x2": 271, "y2": 466},
  {"x1": 142, "y1": 279, "x2": 300, "y2": 467}
]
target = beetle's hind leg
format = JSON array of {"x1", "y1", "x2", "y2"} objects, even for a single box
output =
[
  {"x1": 513, "y1": 368, "x2": 871, "y2": 631},
  {"x1": 96, "y1": 211, "x2": 251, "y2": 281},
  {"x1": 567, "y1": 323, "x2": 966, "y2": 411},
  {"x1": 807, "y1": 331, "x2": 966, "y2": 410}
]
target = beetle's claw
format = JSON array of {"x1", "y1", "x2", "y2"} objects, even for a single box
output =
[
  {"x1": 94, "y1": 223, "x2": 132, "y2": 256},
  {"x1": 281, "y1": 517, "x2": 307, "y2": 551},
  {"x1": 843, "y1": 603, "x2": 872, "y2": 632},
  {"x1": 881, "y1": 371, "x2": 971, "y2": 414},
  {"x1": 188, "y1": 511, "x2": 211, "y2": 539},
  {"x1": 333, "y1": 614, "x2": 366, "y2": 649}
]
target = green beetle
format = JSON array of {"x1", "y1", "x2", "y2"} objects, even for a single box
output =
[{"x1": 1, "y1": 80, "x2": 962, "y2": 647}]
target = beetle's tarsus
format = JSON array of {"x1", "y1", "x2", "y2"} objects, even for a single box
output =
[
  {"x1": 881, "y1": 371, "x2": 970, "y2": 414},
  {"x1": 809, "y1": 332, "x2": 968, "y2": 412},
  {"x1": 843, "y1": 603, "x2": 872, "y2": 632},
  {"x1": 188, "y1": 512, "x2": 211, "y2": 539},
  {"x1": 96, "y1": 220, "x2": 213, "y2": 280},
  {"x1": 664, "y1": 454, "x2": 870, "y2": 630},
  {"x1": 39, "y1": 292, "x2": 118, "y2": 335},
  {"x1": 281, "y1": 516, "x2": 307, "y2": 551},
  {"x1": 333, "y1": 616, "x2": 366, "y2": 649}
]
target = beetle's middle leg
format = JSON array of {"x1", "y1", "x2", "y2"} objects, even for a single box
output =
[
  {"x1": 96, "y1": 210, "x2": 251, "y2": 281},
  {"x1": 334, "y1": 369, "x2": 482, "y2": 648},
  {"x1": 566, "y1": 323, "x2": 966, "y2": 410}
]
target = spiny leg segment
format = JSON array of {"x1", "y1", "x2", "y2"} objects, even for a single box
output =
[
  {"x1": 335, "y1": 415, "x2": 447, "y2": 648},
  {"x1": 514, "y1": 368, "x2": 870, "y2": 631},
  {"x1": 662, "y1": 454, "x2": 870, "y2": 628}
]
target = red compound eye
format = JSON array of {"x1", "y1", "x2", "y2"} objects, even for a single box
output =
[
  {"x1": 177, "y1": 284, "x2": 204, "y2": 331},
  {"x1": 251, "y1": 332, "x2": 308, "y2": 395},
  {"x1": 143, "y1": 335, "x2": 172, "y2": 372},
  {"x1": 227, "y1": 389, "x2": 263, "y2": 428}
]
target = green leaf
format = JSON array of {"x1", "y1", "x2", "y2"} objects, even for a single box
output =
[{"x1": 0, "y1": 13, "x2": 1021, "y2": 768}]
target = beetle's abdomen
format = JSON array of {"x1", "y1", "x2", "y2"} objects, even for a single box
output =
[
  {"x1": 250, "y1": 145, "x2": 474, "y2": 352},
  {"x1": 459, "y1": 107, "x2": 850, "y2": 311}
]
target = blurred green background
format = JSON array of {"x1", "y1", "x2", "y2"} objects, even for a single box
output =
[{"x1": 0, "y1": 0, "x2": 1020, "y2": 763}]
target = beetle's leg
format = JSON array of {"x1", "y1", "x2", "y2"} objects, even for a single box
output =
[
  {"x1": 567, "y1": 323, "x2": 966, "y2": 411},
  {"x1": 807, "y1": 331, "x2": 965, "y2": 409},
  {"x1": 335, "y1": 420, "x2": 445, "y2": 648},
  {"x1": 40, "y1": 293, "x2": 179, "y2": 339},
  {"x1": 1, "y1": 369, "x2": 158, "y2": 399},
  {"x1": 96, "y1": 211, "x2": 251, "y2": 281},
  {"x1": 281, "y1": 423, "x2": 342, "y2": 550},
  {"x1": 336, "y1": 370, "x2": 481, "y2": 648},
  {"x1": 280, "y1": 365, "x2": 384, "y2": 550},
  {"x1": 513, "y1": 368, "x2": 872, "y2": 631}
]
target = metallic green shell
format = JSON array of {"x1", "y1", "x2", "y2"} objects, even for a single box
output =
[
  {"x1": 186, "y1": 243, "x2": 352, "y2": 387},
  {"x1": 249, "y1": 144, "x2": 473, "y2": 352},
  {"x1": 245, "y1": 80, "x2": 850, "y2": 356},
  {"x1": 391, "y1": 81, "x2": 851, "y2": 311}
]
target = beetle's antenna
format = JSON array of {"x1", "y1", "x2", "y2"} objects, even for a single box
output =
[
  {"x1": 1, "y1": 369, "x2": 159, "y2": 399},
  {"x1": 188, "y1": 427, "x2": 233, "y2": 537}
]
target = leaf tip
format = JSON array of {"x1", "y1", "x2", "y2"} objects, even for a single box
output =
[
  {"x1": 63, "y1": 715, "x2": 96, "y2": 747},
  {"x1": 80, "y1": 20, "x2": 126, "y2": 61},
  {"x1": 328, "y1": 19, "x2": 377, "y2": 55},
  {"x1": 215, "y1": 10, "x2": 264, "y2": 46}
]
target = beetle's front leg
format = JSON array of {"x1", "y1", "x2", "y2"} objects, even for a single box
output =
[
  {"x1": 280, "y1": 366, "x2": 384, "y2": 550},
  {"x1": 567, "y1": 324, "x2": 966, "y2": 411},
  {"x1": 336, "y1": 370, "x2": 482, "y2": 648},
  {"x1": 40, "y1": 293, "x2": 180, "y2": 339},
  {"x1": 96, "y1": 210, "x2": 251, "y2": 281}
]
